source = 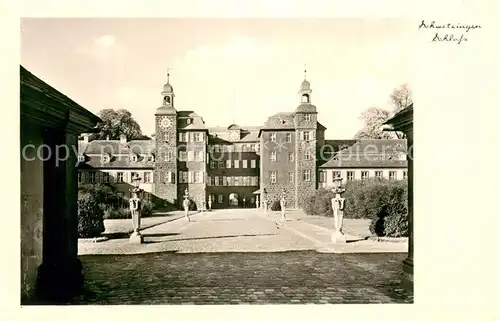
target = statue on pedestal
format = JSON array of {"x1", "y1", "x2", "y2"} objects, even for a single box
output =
[
  {"x1": 255, "y1": 195, "x2": 260, "y2": 209},
  {"x1": 262, "y1": 189, "x2": 268, "y2": 213},
  {"x1": 243, "y1": 197, "x2": 246, "y2": 208},
  {"x1": 208, "y1": 195, "x2": 212, "y2": 211},
  {"x1": 129, "y1": 183, "x2": 144, "y2": 244},
  {"x1": 280, "y1": 189, "x2": 287, "y2": 222},
  {"x1": 183, "y1": 188, "x2": 191, "y2": 222},
  {"x1": 331, "y1": 178, "x2": 347, "y2": 244}
]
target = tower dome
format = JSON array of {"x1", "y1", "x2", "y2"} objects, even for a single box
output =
[
  {"x1": 300, "y1": 79, "x2": 311, "y2": 91},
  {"x1": 163, "y1": 83, "x2": 173, "y2": 93}
]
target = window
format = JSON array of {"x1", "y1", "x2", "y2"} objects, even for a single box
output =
[
  {"x1": 77, "y1": 154, "x2": 85, "y2": 163},
  {"x1": 389, "y1": 171, "x2": 397, "y2": 180},
  {"x1": 270, "y1": 171, "x2": 277, "y2": 184},
  {"x1": 288, "y1": 152, "x2": 295, "y2": 162},
  {"x1": 303, "y1": 131, "x2": 310, "y2": 141},
  {"x1": 179, "y1": 151, "x2": 187, "y2": 161},
  {"x1": 195, "y1": 151, "x2": 203, "y2": 162},
  {"x1": 305, "y1": 150, "x2": 311, "y2": 161},
  {"x1": 194, "y1": 171, "x2": 203, "y2": 183},
  {"x1": 251, "y1": 176, "x2": 258, "y2": 186},
  {"x1": 210, "y1": 160, "x2": 216, "y2": 169},
  {"x1": 242, "y1": 160, "x2": 248, "y2": 168},
  {"x1": 193, "y1": 132, "x2": 201, "y2": 142},
  {"x1": 214, "y1": 176, "x2": 219, "y2": 186},
  {"x1": 214, "y1": 145, "x2": 220, "y2": 153},
  {"x1": 347, "y1": 171, "x2": 355, "y2": 181},
  {"x1": 403, "y1": 171, "x2": 408, "y2": 179},
  {"x1": 144, "y1": 172, "x2": 152, "y2": 183},
  {"x1": 332, "y1": 171, "x2": 341, "y2": 180},
  {"x1": 226, "y1": 160, "x2": 232, "y2": 168},
  {"x1": 147, "y1": 154, "x2": 154, "y2": 162},
  {"x1": 117, "y1": 172, "x2": 124, "y2": 183},
  {"x1": 305, "y1": 114, "x2": 311, "y2": 121},
  {"x1": 103, "y1": 172, "x2": 109, "y2": 183},
  {"x1": 319, "y1": 171, "x2": 326, "y2": 183},
  {"x1": 270, "y1": 133, "x2": 276, "y2": 142},
  {"x1": 288, "y1": 172, "x2": 294, "y2": 183},
  {"x1": 234, "y1": 177, "x2": 241, "y2": 186},
  {"x1": 164, "y1": 151, "x2": 171, "y2": 162},
  {"x1": 361, "y1": 171, "x2": 369, "y2": 180},
  {"x1": 165, "y1": 171, "x2": 175, "y2": 184},
  {"x1": 179, "y1": 132, "x2": 185, "y2": 142},
  {"x1": 286, "y1": 133, "x2": 292, "y2": 143},
  {"x1": 270, "y1": 151, "x2": 277, "y2": 162},
  {"x1": 101, "y1": 155, "x2": 110, "y2": 163},
  {"x1": 218, "y1": 161, "x2": 224, "y2": 169},
  {"x1": 251, "y1": 159, "x2": 256, "y2": 168},
  {"x1": 303, "y1": 170, "x2": 311, "y2": 182},
  {"x1": 375, "y1": 171, "x2": 383, "y2": 179},
  {"x1": 129, "y1": 154, "x2": 138, "y2": 162},
  {"x1": 218, "y1": 177, "x2": 224, "y2": 186},
  {"x1": 218, "y1": 195, "x2": 223, "y2": 204},
  {"x1": 234, "y1": 160, "x2": 239, "y2": 168},
  {"x1": 187, "y1": 151, "x2": 194, "y2": 162}
]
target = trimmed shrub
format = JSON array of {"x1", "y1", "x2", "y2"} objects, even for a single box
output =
[
  {"x1": 303, "y1": 188, "x2": 334, "y2": 217},
  {"x1": 141, "y1": 199, "x2": 155, "y2": 217},
  {"x1": 270, "y1": 199, "x2": 281, "y2": 211},
  {"x1": 77, "y1": 192, "x2": 105, "y2": 238},
  {"x1": 303, "y1": 178, "x2": 409, "y2": 237}
]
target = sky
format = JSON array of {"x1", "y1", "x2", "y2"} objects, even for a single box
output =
[{"x1": 20, "y1": 18, "x2": 411, "y2": 139}]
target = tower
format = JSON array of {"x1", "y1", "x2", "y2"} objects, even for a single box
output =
[
  {"x1": 293, "y1": 67, "x2": 318, "y2": 208},
  {"x1": 154, "y1": 70, "x2": 178, "y2": 208}
]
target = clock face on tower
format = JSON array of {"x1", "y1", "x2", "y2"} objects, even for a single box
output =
[{"x1": 159, "y1": 117, "x2": 172, "y2": 129}]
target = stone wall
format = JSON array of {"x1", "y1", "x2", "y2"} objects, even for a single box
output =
[
  {"x1": 154, "y1": 115, "x2": 178, "y2": 207},
  {"x1": 260, "y1": 130, "x2": 296, "y2": 208},
  {"x1": 294, "y1": 133, "x2": 317, "y2": 209},
  {"x1": 20, "y1": 120, "x2": 44, "y2": 302}
]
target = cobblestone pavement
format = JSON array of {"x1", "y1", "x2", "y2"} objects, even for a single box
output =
[
  {"x1": 73, "y1": 209, "x2": 413, "y2": 304},
  {"x1": 71, "y1": 251, "x2": 412, "y2": 304}
]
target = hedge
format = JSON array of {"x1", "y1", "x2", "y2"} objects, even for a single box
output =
[
  {"x1": 77, "y1": 183, "x2": 156, "y2": 237},
  {"x1": 303, "y1": 178, "x2": 408, "y2": 237}
]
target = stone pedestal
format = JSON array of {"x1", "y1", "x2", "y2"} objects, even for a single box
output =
[
  {"x1": 129, "y1": 232, "x2": 144, "y2": 244},
  {"x1": 331, "y1": 230, "x2": 347, "y2": 244}
]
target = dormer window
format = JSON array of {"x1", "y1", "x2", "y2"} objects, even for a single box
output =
[
  {"x1": 129, "y1": 154, "x2": 138, "y2": 162},
  {"x1": 101, "y1": 154, "x2": 111, "y2": 163},
  {"x1": 301, "y1": 94, "x2": 310, "y2": 103},
  {"x1": 147, "y1": 154, "x2": 155, "y2": 162},
  {"x1": 186, "y1": 118, "x2": 192, "y2": 125},
  {"x1": 77, "y1": 154, "x2": 85, "y2": 163}
]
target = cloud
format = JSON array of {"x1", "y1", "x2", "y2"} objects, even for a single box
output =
[{"x1": 74, "y1": 34, "x2": 122, "y2": 61}]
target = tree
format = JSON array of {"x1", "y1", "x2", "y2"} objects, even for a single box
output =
[
  {"x1": 390, "y1": 83, "x2": 413, "y2": 114},
  {"x1": 353, "y1": 107, "x2": 396, "y2": 140},
  {"x1": 89, "y1": 109, "x2": 145, "y2": 141}
]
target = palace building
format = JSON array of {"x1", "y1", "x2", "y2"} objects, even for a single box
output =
[{"x1": 77, "y1": 71, "x2": 407, "y2": 210}]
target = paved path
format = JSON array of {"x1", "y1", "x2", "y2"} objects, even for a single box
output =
[{"x1": 72, "y1": 209, "x2": 413, "y2": 304}]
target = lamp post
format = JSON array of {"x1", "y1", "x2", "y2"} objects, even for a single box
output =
[
  {"x1": 129, "y1": 174, "x2": 143, "y2": 244},
  {"x1": 331, "y1": 176, "x2": 347, "y2": 243}
]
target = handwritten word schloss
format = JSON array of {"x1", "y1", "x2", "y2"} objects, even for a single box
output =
[{"x1": 418, "y1": 20, "x2": 482, "y2": 44}]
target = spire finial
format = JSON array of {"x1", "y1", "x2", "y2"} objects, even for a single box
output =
[
  {"x1": 304, "y1": 63, "x2": 307, "y2": 80},
  {"x1": 166, "y1": 68, "x2": 171, "y2": 83}
]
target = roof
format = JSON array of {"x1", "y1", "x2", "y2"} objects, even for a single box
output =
[
  {"x1": 320, "y1": 139, "x2": 408, "y2": 168},
  {"x1": 80, "y1": 139, "x2": 155, "y2": 155},
  {"x1": 20, "y1": 65, "x2": 101, "y2": 132},
  {"x1": 207, "y1": 124, "x2": 260, "y2": 143},
  {"x1": 177, "y1": 111, "x2": 208, "y2": 130},
  {"x1": 295, "y1": 103, "x2": 317, "y2": 113},
  {"x1": 383, "y1": 104, "x2": 413, "y2": 131},
  {"x1": 155, "y1": 105, "x2": 177, "y2": 115}
]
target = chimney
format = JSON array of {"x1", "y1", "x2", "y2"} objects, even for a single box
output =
[
  {"x1": 120, "y1": 134, "x2": 127, "y2": 144},
  {"x1": 82, "y1": 133, "x2": 89, "y2": 144}
]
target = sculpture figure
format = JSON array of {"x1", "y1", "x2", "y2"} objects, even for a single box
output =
[
  {"x1": 183, "y1": 188, "x2": 191, "y2": 222},
  {"x1": 331, "y1": 180, "x2": 347, "y2": 243},
  {"x1": 280, "y1": 190, "x2": 287, "y2": 222},
  {"x1": 208, "y1": 195, "x2": 212, "y2": 211},
  {"x1": 255, "y1": 195, "x2": 260, "y2": 209}
]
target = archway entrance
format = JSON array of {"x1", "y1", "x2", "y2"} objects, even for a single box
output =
[{"x1": 229, "y1": 193, "x2": 239, "y2": 207}]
